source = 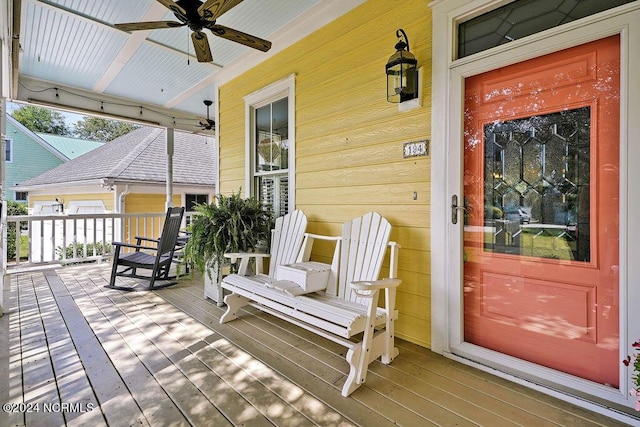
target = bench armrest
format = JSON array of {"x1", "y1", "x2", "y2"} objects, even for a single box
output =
[
  {"x1": 350, "y1": 278, "x2": 401, "y2": 292},
  {"x1": 224, "y1": 252, "x2": 270, "y2": 262},
  {"x1": 224, "y1": 252, "x2": 270, "y2": 275}
]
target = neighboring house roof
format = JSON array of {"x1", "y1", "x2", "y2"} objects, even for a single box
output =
[
  {"x1": 18, "y1": 126, "x2": 216, "y2": 188},
  {"x1": 36, "y1": 133, "x2": 104, "y2": 159},
  {"x1": 6, "y1": 115, "x2": 69, "y2": 162}
]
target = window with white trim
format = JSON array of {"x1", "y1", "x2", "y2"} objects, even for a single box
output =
[
  {"x1": 5, "y1": 138, "x2": 13, "y2": 163},
  {"x1": 245, "y1": 75, "x2": 295, "y2": 218}
]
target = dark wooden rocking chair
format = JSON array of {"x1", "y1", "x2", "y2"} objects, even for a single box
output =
[{"x1": 107, "y1": 206, "x2": 185, "y2": 291}]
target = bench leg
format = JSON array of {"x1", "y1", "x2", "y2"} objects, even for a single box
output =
[
  {"x1": 382, "y1": 288, "x2": 399, "y2": 364},
  {"x1": 343, "y1": 345, "x2": 360, "y2": 396},
  {"x1": 220, "y1": 293, "x2": 250, "y2": 323},
  {"x1": 342, "y1": 289, "x2": 381, "y2": 397}
]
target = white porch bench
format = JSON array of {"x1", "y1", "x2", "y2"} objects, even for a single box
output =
[{"x1": 220, "y1": 212, "x2": 401, "y2": 396}]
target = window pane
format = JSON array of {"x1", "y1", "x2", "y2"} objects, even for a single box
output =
[
  {"x1": 256, "y1": 175, "x2": 288, "y2": 217},
  {"x1": 253, "y1": 96, "x2": 289, "y2": 217},
  {"x1": 186, "y1": 194, "x2": 208, "y2": 211},
  {"x1": 5, "y1": 139, "x2": 11, "y2": 162},
  {"x1": 458, "y1": 0, "x2": 634, "y2": 58},
  {"x1": 483, "y1": 107, "x2": 590, "y2": 261},
  {"x1": 255, "y1": 98, "x2": 288, "y2": 172}
]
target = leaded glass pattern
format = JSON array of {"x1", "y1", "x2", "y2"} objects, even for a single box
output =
[
  {"x1": 457, "y1": 0, "x2": 634, "y2": 58},
  {"x1": 483, "y1": 106, "x2": 590, "y2": 261}
]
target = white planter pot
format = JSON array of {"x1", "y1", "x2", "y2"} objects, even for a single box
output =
[{"x1": 203, "y1": 262, "x2": 230, "y2": 307}]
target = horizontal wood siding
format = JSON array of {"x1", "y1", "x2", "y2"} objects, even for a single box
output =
[
  {"x1": 124, "y1": 193, "x2": 181, "y2": 242},
  {"x1": 6, "y1": 120, "x2": 65, "y2": 201},
  {"x1": 219, "y1": 0, "x2": 432, "y2": 347},
  {"x1": 28, "y1": 193, "x2": 115, "y2": 212}
]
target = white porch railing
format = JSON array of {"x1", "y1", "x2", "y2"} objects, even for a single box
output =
[{"x1": 6, "y1": 211, "x2": 194, "y2": 271}]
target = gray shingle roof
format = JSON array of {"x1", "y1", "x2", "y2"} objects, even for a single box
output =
[{"x1": 19, "y1": 127, "x2": 216, "y2": 188}]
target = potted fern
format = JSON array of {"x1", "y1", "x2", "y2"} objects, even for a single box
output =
[{"x1": 182, "y1": 191, "x2": 271, "y2": 305}]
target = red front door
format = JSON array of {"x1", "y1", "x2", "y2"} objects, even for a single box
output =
[{"x1": 463, "y1": 36, "x2": 620, "y2": 386}]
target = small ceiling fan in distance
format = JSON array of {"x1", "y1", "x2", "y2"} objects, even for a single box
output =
[
  {"x1": 198, "y1": 100, "x2": 215, "y2": 131},
  {"x1": 114, "y1": 0, "x2": 272, "y2": 63}
]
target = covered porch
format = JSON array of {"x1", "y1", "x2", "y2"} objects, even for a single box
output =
[{"x1": 0, "y1": 265, "x2": 625, "y2": 426}]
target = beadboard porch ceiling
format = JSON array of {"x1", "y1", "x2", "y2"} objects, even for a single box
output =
[{"x1": 11, "y1": 0, "x2": 364, "y2": 131}]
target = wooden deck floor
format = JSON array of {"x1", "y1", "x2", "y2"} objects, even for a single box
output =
[{"x1": 0, "y1": 264, "x2": 634, "y2": 426}]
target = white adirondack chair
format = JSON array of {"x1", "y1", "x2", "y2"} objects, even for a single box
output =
[
  {"x1": 221, "y1": 212, "x2": 401, "y2": 396},
  {"x1": 224, "y1": 209, "x2": 308, "y2": 280}
]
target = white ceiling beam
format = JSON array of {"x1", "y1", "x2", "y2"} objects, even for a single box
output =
[
  {"x1": 93, "y1": 2, "x2": 169, "y2": 93},
  {"x1": 17, "y1": 76, "x2": 206, "y2": 133}
]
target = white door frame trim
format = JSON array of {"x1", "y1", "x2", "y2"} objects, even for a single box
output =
[{"x1": 430, "y1": 0, "x2": 640, "y2": 419}]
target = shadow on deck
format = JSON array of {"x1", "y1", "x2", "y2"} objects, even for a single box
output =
[{"x1": 0, "y1": 264, "x2": 633, "y2": 426}]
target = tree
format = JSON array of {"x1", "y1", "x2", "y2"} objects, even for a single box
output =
[
  {"x1": 11, "y1": 105, "x2": 71, "y2": 135},
  {"x1": 73, "y1": 116, "x2": 139, "y2": 142}
]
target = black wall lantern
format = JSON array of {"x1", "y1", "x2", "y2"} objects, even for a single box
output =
[
  {"x1": 385, "y1": 29, "x2": 418, "y2": 103},
  {"x1": 53, "y1": 198, "x2": 64, "y2": 214}
]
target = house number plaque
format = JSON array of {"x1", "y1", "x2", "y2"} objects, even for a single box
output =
[{"x1": 403, "y1": 140, "x2": 429, "y2": 158}]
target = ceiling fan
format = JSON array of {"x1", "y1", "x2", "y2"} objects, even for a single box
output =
[
  {"x1": 114, "y1": 0, "x2": 272, "y2": 63},
  {"x1": 198, "y1": 100, "x2": 215, "y2": 130}
]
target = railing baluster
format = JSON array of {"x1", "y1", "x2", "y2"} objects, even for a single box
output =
[
  {"x1": 5, "y1": 212, "x2": 167, "y2": 270},
  {"x1": 62, "y1": 219, "x2": 67, "y2": 262},
  {"x1": 50, "y1": 218, "x2": 56, "y2": 262},
  {"x1": 82, "y1": 217, "x2": 87, "y2": 258},
  {"x1": 39, "y1": 218, "x2": 45, "y2": 263},
  {"x1": 14, "y1": 219, "x2": 21, "y2": 265}
]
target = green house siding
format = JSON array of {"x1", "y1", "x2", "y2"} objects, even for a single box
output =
[{"x1": 5, "y1": 117, "x2": 67, "y2": 202}]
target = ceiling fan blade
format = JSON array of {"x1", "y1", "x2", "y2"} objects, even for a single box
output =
[
  {"x1": 191, "y1": 31, "x2": 214, "y2": 62},
  {"x1": 156, "y1": 0, "x2": 187, "y2": 17},
  {"x1": 208, "y1": 25, "x2": 271, "y2": 52},
  {"x1": 198, "y1": 0, "x2": 243, "y2": 21},
  {"x1": 115, "y1": 21, "x2": 184, "y2": 32}
]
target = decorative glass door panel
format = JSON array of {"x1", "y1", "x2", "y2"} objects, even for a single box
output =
[
  {"x1": 484, "y1": 107, "x2": 590, "y2": 262},
  {"x1": 463, "y1": 36, "x2": 620, "y2": 386}
]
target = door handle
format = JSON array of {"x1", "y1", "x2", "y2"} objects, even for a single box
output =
[{"x1": 451, "y1": 195, "x2": 467, "y2": 224}]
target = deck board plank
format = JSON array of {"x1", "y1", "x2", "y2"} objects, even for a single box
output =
[
  {"x1": 56, "y1": 269, "x2": 217, "y2": 427},
  {"x1": 5, "y1": 274, "x2": 26, "y2": 427},
  {"x1": 43, "y1": 271, "x2": 151, "y2": 427},
  {"x1": 20, "y1": 274, "x2": 66, "y2": 427},
  {"x1": 34, "y1": 273, "x2": 105, "y2": 427}
]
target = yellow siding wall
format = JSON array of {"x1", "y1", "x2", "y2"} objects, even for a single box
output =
[
  {"x1": 124, "y1": 193, "x2": 182, "y2": 242},
  {"x1": 124, "y1": 193, "x2": 180, "y2": 214},
  {"x1": 219, "y1": 0, "x2": 432, "y2": 347},
  {"x1": 29, "y1": 193, "x2": 115, "y2": 212}
]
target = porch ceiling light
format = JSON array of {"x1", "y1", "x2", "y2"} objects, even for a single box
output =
[{"x1": 385, "y1": 29, "x2": 418, "y2": 103}]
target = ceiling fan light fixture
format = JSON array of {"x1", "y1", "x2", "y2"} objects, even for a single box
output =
[
  {"x1": 199, "y1": 99, "x2": 215, "y2": 131},
  {"x1": 114, "y1": 0, "x2": 272, "y2": 63}
]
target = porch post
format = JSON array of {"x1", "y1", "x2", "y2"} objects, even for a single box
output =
[
  {"x1": 0, "y1": 98, "x2": 6, "y2": 316},
  {"x1": 166, "y1": 127, "x2": 174, "y2": 210}
]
